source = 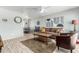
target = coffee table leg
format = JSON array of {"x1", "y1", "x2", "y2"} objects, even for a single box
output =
[
  {"x1": 33, "y1": 32, "x2": 35, "y2": 40},
  {"x1": 0, "y1": 48, "x2": 2, "y2": 53},
  {"x1": 46, "y1": 42, "x2": 48, "y2": 45},
  {"x1": 46, "y1": 38, "x2": 48, "y2": 45}
]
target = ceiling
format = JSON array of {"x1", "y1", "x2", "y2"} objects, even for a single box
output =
[{"x1": 0, "y1": 6, "x2": 78, "y2": 18}]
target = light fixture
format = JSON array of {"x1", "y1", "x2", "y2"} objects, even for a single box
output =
[
  {"x1": 40, "y1": 6, "x2": 50, "y2": 13},
  {"x1": 40, "y1": 8, "x2": 45, "y2": 13},
  {"x1": 40, "y1": 6, "x2": 49, "y2": 13}
]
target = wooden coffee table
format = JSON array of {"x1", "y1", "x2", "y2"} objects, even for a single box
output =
[{"x1": 34, "y1": 32, "x2": 53, "y2": 44}]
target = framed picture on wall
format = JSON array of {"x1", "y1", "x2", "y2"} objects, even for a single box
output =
[
  {"x1": 51, "y1": 20, "x2": 53, "y2": 27},
  {"x1": 2, "y1": 19, "x2": 8, "y2": 22},
  {"x1": 53, "y1": 17, "x2": 59, "y2": 24},
  {"x1": 61, "y1": 16, "x2": 64, "y2": 24}
]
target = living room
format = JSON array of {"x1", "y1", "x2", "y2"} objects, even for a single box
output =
[{"x1": 0, "y1": 6, "x2": 79, "y2": 53}]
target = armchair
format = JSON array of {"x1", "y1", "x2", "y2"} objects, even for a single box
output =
[{"x1": 56, "y1": 33, "x2": 78, "y2": 53}]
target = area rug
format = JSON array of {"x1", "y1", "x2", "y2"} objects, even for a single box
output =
[{"x1": 21, "y1": 39, "x2": 56, "y2": 53}]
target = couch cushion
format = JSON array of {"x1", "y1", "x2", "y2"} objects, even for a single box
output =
[{"x1": 40, "y1": 27, "x2": 45, "y2": 32}]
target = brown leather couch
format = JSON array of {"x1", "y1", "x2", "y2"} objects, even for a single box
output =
[
  {"x1": 35, "y1": 27, "x2": 63, "y2": 39},
  {"x1": 45, "y1": 28, "x2": 63, "y2": 39},
  {"x1": 56, "y1": 33, "x2": 77, "y2": 53}
]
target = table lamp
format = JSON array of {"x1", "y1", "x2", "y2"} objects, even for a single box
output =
[
  {"x1": 72, "y1": 19, "x2": 79, "y2": 44},
  {"x1": 72, "y1": 19, "x2": 79, "y2": 32}
]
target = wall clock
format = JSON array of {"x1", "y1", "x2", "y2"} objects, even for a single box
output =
[{"x1": 14, "y1": 16, "x2": 22, "y2": 23}]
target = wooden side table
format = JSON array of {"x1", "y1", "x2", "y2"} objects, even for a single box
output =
[{"x1": 0, "y1": 36, "x2": 3, "y2": 53}]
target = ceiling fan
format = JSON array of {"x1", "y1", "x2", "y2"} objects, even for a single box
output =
[{"x1": 40, "y1": 6, "x2": 50, "y2": 13}]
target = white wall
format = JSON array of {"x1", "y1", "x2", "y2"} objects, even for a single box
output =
[{"x1": 0, "y1": 8, "x2": 26, "y2": 40}]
